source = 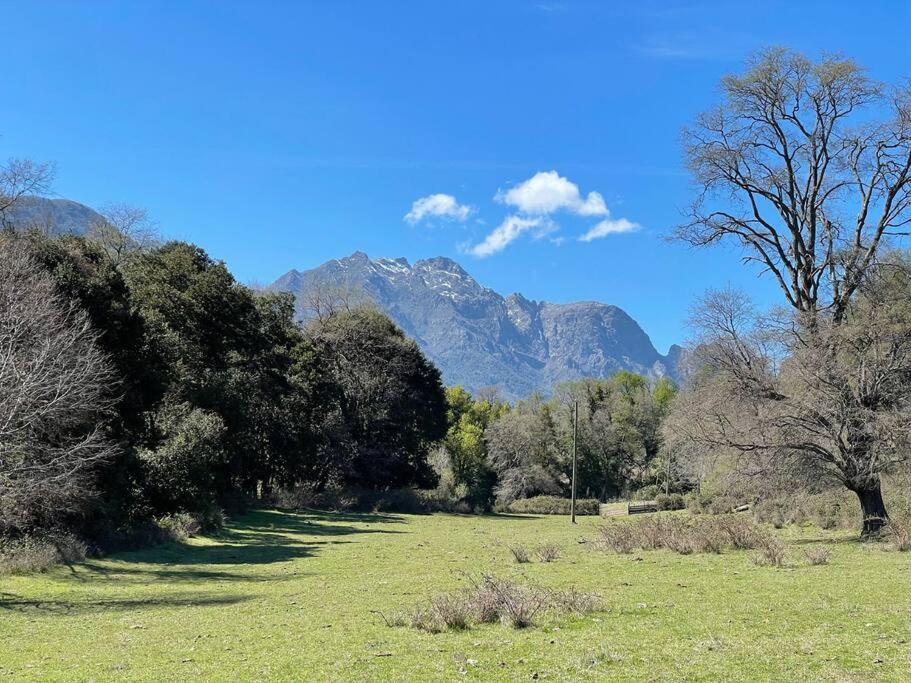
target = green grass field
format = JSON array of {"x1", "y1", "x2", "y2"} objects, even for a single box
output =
[{"x1": 1, "y1": 509, "x2": 909, "y2": 681}]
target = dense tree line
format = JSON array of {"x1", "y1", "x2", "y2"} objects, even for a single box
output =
[
  {"x1": 1, "y1": 219, "x2": 677, "y2": 543},
  {"x1": 0, "y1": 226, "x2": 448, "y2": 542}
]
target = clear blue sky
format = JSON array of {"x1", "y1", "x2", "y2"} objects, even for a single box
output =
[{"x1": 3, "y1": 1, "x2": 910, "y2": 352}]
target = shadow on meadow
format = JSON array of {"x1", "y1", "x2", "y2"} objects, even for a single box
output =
[
  {"x1": 17, "y1": 508, "x2": 409, "y2": 590},
  {"x1": 108, "y1": 508, "x2": 406, "y2": 569},
  {"x1": 0, "y1": 509, "x2": 411, "y2": 614},
  {"x1": 0, "y1": 591, "x2": 251, "y2": 615}
]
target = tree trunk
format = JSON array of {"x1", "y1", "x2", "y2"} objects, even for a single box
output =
[{"x1": 851, "y1": 480, "x2": 888, "y2": 537}]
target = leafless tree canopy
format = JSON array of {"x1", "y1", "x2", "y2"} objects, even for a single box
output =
[
  {"x1": 0, "y1": 157, "x2": 54, "y2": 229},
  {"x1": 667, "y1": 274, "x2": 911, "y2": 533},
  {"x1": 0, "y1": 239, "x2": 117, "y2": 532},
  {"x1": 86, "y1": 203, "x2": 159, "y2": 265},
  {"x1": 680, "y1": 48, "x2": 911, "y2": 321}
]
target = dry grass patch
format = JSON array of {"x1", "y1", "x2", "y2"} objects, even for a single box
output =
[
  {"x1": 804, "y1": 547, "x2": 831, "y2": 565},
  {"x1": 885, "y1": 516, "x2": 911, "y2": 551},
  {"x1": 389, "y1": 574, "x2": 602, "y2": 632},
  {"x1": 595, "y1": 515, "x2": 766, "y2": 556}
]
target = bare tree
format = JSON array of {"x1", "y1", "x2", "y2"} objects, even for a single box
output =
[
  {"x1": 87, "y1": 203, "x2": 159, "y2": 265},
  {"x1": 679, "y1": 48, "x2": 911, "y2": 322},
  {"x1": 668, "y1": 280, "x2": 911, "y2": 535},
  {"x1": 0, "y1": 157, "x2": 55, "y2": 230},
  {"x1": 0, "y1": 238, "x2": 117, "y2": 533},
  {"x1": 299, "y1": 280, "x2": 368, "y2": 322},
  {"x1": 673, "y1": 49, "x2": 911, "y2": 535}
]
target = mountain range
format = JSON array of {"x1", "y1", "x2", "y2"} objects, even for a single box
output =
[
  {"x1": 269, "y1": 252, "x2": 682, "y2": 399},
  {"x1": 4, "y1": 197, "x2": 682, "y2": 399}
]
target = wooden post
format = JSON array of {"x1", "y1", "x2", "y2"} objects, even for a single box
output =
[{"x1": 571, "y1": 400, "x2": 578, "y2": 524}]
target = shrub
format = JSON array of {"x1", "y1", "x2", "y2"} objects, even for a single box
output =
[
  {"x1": 804, "y1": 547, "x2": 831, "y2": 565},
  {"x1": 535, "y1": 544, "x2": 560, "y2": 562},
  {"x1": 551, "y1": 587, "x2": 604, "y2": 615},
  {"x1": 0, "y1": 533, "x2": 88, "y2": 575},
  {"x1": 714, "y1": 515, "x2": 762, "y2": 549},
  {"x1": 273, "y1": 485, "x2": 474, "y2": 514},
  {"x1": 655, "y1": 493, "x2": 685, "y2": 511},
  {"x1": 748, "y1": 491, "x2": 859, "y2": 531},
  {"x1": 596, "y1": 523, "x2": 639, "y2": 554},
  {"x1": 508, "y1": 544, "x2": 531, "y2": 563},
  {"x1": 634, "y1": 517, "x2": 667, "y2": 550},
  {"x1": 393, "y1": 574, "x2": 601, "y2": 632},
  {"x1": 595, "y1": 515, "x2": 768, "y2": 556},
  {"x1": 506, "y1": 496, "x2": 600, "y2": 516},
  {"x1": 484, "y1": 576, "x2": 548, "y2": 628},
  {"x1": 752, "y1": 536, "x2": 787, "y2": 567},
  {"x1": 155, "y1": 512, "x2": 202, "y2": 541},
  {"x1": 885, "y1": 516, "x2": 911, "y2": 552},
  {"x1": 632, "y1": 484, "x2": 660, "y2": 500},
  {"x1": 406, "y1": 592, "x2": 474, "y2": 633}
]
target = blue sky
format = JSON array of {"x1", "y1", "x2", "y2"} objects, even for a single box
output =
[{"x1": 2, "y1": 1, "x2": 910, "y2": 352}]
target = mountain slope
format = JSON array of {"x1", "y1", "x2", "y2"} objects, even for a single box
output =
[
  {"x1": 2, "y1": 196, "x2": 103, "y2": 235},
  {"x1": 269, "y1": 252, "x2": 680, "y2": 399}
]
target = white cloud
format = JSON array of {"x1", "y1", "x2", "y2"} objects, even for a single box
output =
[
  {"x1": 466, "y1": 215, "x2": 551, "y2": 258},
  {"x1": 579, "y1": 217, "x2": 639, "y2": 242},
  {"x1": 496, "y1": 170, "x2": 608, "y2": 217},
  {"x1": 405, "y1": 193, "x2": 472, "y2": 224}
]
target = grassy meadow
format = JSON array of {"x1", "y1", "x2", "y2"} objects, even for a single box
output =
[{"x1": 1, "y1": 509, "x2": 910, "y2": 681}]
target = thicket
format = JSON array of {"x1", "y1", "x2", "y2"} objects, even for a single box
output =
[{"x1": 0, "y1": 228, "x2": 448, "y2": 550}]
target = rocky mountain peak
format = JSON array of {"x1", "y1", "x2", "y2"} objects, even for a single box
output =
[{"x1": 268, "y1": 253, "x2": 681, "y2": 399}]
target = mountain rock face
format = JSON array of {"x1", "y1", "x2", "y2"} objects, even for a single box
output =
[
  {"x1": 269, "y1": 252, "x2": 681, "y2": 399},
  {"x1": 2, "y1": 197, "x2": 102, "y2": 235}
]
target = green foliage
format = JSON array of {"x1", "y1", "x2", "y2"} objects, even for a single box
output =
[
  {"x1": 438, "y1": 386, "x2": 508, "y2": 508},
  {"x1": 305, "y1": 306, "x2": 448, "y2": 489},
  {"x1": 485, "y1": 374, "x2": 672, "y2": 507},
  {"x1": 5, "y1": 231, "x2": 450, "y2": 549},
  {"x1": 655, "y1": 493, "x2": 686, "y2": 511}
]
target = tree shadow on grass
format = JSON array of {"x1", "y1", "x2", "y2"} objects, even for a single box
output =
[
  {"x1": 788, "y1": 534, "x2": 867, "y2": 546},
  {"x1": 83, "y1": 508, "x2": 406, "y2": 575},
  {"x1": 0, "y1": 591, "x2": 251, "y2": 615},
  {"x1": 281, "y1": 508, "x2": 406, "y2": 525}
]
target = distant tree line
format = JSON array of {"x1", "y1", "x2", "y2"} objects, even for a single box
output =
[{"x1": 435, "y1": 373, "x2": 676, "y2": 510}]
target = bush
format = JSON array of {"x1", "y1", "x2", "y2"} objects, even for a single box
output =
[
  {"x1": 749, "y1": 491, "x2": 859, "y2": 531},
  {"x1": 752, "y1": 536, "x2": 787, "y2": 567},
  {"x1": 535, "y1": 544, "x2": 560, "y2": 562},
  {"x1": 0, "y1": 533, "x2": 89, "y2": 575},
  {"x1": 596, "y1": 523, "x2": 640, "y2": 554},
  {"x1": 804, "y1": 547, "x2": 831, "y2": 565},
  {"x1": 390, "y1": 574, "x2": 601, "y2": 632},
  {"x1": 595, "y1": 515, "x2": 769, "y2": 556},
  {"x1": 155, "y1": 512, "x2": 202, "y2": 541},
  {"x1": 506, "y1": 496, "x2": 600, "y2": 516},
  {"x1": 655, "y1": 493, "x2": 685, "y2": 511},
  {"x1": 632, "y1": 484, "x2": 660, "y2": 500},
  {"x1": 273, "y1": 485, "x2": 474, "y2": 514},
  {"x1": 714, "y1": 515, "x2": 763, "y2": 549},
  {"x1": 885, "y1": 516, "x2": 911, "y2": 551},
  {"x1": 508, "y1": 544, "x2": 531, "y2": 563},
  {"x1": 409, "y1": 594, "x2": 471, "y2": 632}
]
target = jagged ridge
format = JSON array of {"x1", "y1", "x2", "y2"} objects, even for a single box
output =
[{"x1": 268, "y1": 252, "x2": 681, "y2": 399}]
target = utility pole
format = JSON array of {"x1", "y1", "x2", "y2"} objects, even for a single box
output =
[{"x1": 570, "y1": 400, "x2": 578, "y2": 524}]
